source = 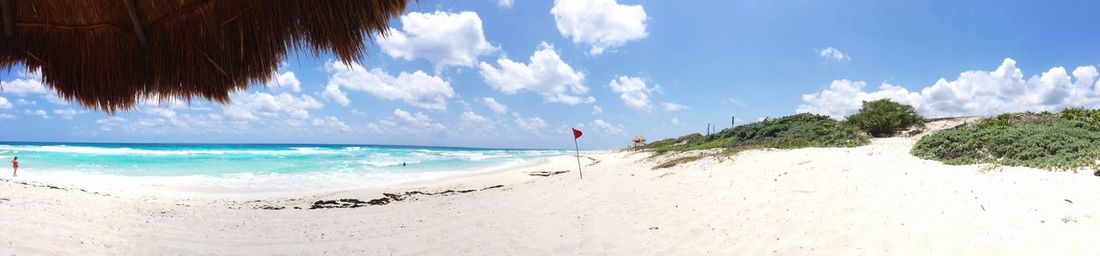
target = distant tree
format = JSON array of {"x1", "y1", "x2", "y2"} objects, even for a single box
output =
[{"x1": 845, "y1": 99, "x2": 924, "y2": 137}]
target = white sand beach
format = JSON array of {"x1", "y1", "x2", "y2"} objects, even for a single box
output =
[{"x1": 2, "y1": 131, "x2": 1100, "y2": 255}]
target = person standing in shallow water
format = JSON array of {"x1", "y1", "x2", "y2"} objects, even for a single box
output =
[{"x1": 10, "y1": 156, "x2": 18, "y2": 177}]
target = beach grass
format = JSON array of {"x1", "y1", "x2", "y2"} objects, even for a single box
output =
[{"x1": 911, "y1": 108, "x2": 1100, "y2": 170}]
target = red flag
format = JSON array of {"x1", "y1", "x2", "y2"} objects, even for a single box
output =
[{"x1": 572, "y1": 128, "x2": 583, "y2": 139}]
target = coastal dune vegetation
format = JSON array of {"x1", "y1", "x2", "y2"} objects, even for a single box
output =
[
  {"x1": 640, "y1": 99, "x2": 1100, "y2": 172},
  {"x1": 912, "y1": 108, "x2": 1100, "y2": 170},
  {"x1": 636, "y1": 99, "x2": 923, "y2": 167}
]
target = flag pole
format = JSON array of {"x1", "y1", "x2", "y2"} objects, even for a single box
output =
[{"x1": 574, "y1": 136, "x2": 583, "y2": 179}]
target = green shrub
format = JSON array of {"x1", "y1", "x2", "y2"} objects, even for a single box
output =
[
  {"x1": 912, "y1": 109, "x2": 1100, "y2": 170},
  {"x1": 635, "y1": 113, "x2": 869, "y2": 155},
  {"x1": 1059, "y1": 107, "x2": 1100, "y2": 130},
  {"x1": 844, "y1": 99, "x2": 924, "y2": 137},
  {"x1": 721, "y1": 113, "x2": 868, "y2": 149}
]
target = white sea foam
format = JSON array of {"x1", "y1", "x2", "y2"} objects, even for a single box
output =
[
  {"x1": 1, "y1": 143, "x2": 573, "y2": 192},
  {"x1": 14, "y1": 161, "x2": 519, "y2": 192},
  {"x1": 362, "y1": 160, "x2": 422, "y2": 167}
]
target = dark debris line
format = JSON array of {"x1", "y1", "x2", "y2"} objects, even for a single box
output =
[
  {"x1": 307, "y1": 185, "x2": 505, "y2": 210},
  {"x1": 0, "y1": 179, "x2": 112, "y2": 197}
]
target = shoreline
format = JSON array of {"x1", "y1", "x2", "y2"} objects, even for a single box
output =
[
  {"x1": 2, "y1": 139, "x2": 1099, "y2": 255},
  {"x1": 0, "y1": 152, "x2": 594, "y2": 197}
]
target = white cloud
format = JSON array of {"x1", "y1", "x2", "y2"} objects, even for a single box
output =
[
  {"x1": 91, "y1": 90, "x2": 347, "y2": 134},
  {"x1": 1, "y1": 69, "x2": 48, "y2": 96},
  {"x1": 310, "y1": 116, "x2": 352, "y2": 133},
  {"x1": 377, "y1": 11, "x2": 497, "y2": 69},
  {"x1": 498, "y1": 0, "x2": 514, "y2": 8},
  {"x1": 482, "y1": 97, "x2": 508, "y2": 114},
  {"x1": 15, "y1": 98, "x2": 35, "y2": 106},
  {"x1": 24, "y1": 109, "x2": 48, "y2": 119},
  {"x1": 223, "y1": 92, "x2": 322, "y2": 121},
  {"x1": 608, "y1": 76, "x2": 656, "y2": 109},
  {"x1": 44, "y1": 95, "x2": 69, "y2": 105},
  {"x1": 95, "y1": 116, "x2": 126, "y2": 131},
  {"x1": 728, "y1": 98, "x2": 748, "y2": 107},
  {"x1": 591, "y1": 105, "x2": 603, "y2": 115},
  {"x1": 134, "y1": 97, "x2": 215, "y2": 121},
  {"x1": 0, "y1": 113, "x2": 14, "y2": 119},
  {"x1": 369, "y1": 109, "x2": 447, "y2": 134},
  {"x1": 513, "y1": 114, "x2": 547, "y2": 134},
  {"x1": 144, "y1": 107, "x2": 177, "y2": 119},
  {"x1": 95, "y1": 113, "x2": 230, "y2": 134},
  {"x1": 264, "y1": 71, "x2": 301, "y2": 93},
  {"x1": 324, "y1": 61, "x2": 454, "y2": 110},
  {"x1": 394, "y1": 109, "x2": 438, "y2": 128},
  {"x1": 461, "y1": 111, "x2": 492, "y2": 124},
  {"x1": 670, "y1": 117, "x2": 680, "y2": 125},
  {"x1": 479, "y1": 42, "x2": 594, "y2": 105},
  {"x1": 818, "y1": 47, "x2": 849, "y2": 62},
  {"x1": 0, "y1": 96, "x2": 11, "y2": 109},
  {"x1": 590, "y1": 119, "x2": 624, "y2": 135},
  {"x1": 53, "y1": 108, "x2": 79, "y2": 120},
  {"x1": 457, "y1": 110, "x2": 499, "y2": 136},
  {"x1": 660, "y1": 102, "x2": 689, "y2": 111},
  {"x1": 798, "y1": 58, "x2": 1100, "y2": 118},
  {"x1": 551, "y1": 0, "x2": 648, "y2": 55}
]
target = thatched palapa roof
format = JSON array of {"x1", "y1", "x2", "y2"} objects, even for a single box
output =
[{"x1": 0, "y1": 0, "x2": 408, "y2": 112}]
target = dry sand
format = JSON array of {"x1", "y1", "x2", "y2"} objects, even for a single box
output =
[{"x1": 2, "y1": 129, "x2": 1099, "y2": 255}]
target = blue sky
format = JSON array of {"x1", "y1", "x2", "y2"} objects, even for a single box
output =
[{"x1": 2, "y1": 0, "x2": 1100, "y2": 149}]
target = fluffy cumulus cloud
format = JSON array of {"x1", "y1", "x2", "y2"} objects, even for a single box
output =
[
  {"x1": 818, "y1": 47, "x2": 849, "y2": 62},
  {"x1": 498, "y1": 0, "x2": 514, "y2": 8},
  {"x1": 377, "y1": 11, "x2": 497, "y2": 69},
  {"x1": 482, "y1": 97, "x2": 508, "y2": 114},
  {"x1": 0, "y1": 96, "x2": 11, "y2": 109},
  {"x1": 369, "y1": 109, "x2": 447, "y2": 134},
  {"x1": 53, "y1": 108, "x2": 79, "y2": 120},
  {"x1": 461, "y1": 111, "x2": 492, "y2": 124},
  {"x1": 513, "y1": 114, "x2": 547, "y2": 134},
  {"x1": 96, "y1": 113, "x2": 234, "y2": 134},
  {"x1": 608, "y1": 76, "x2": 655, "y2": 109},
  {"x1": 591, "y1": 105, "x2": 603, "y2": 115},
  {"x1": 264, "y1": 71, "x2": 301, "y2": 92},
  {"x1": 324, "y1": 61, "x2": 454, "y2": 110},
  {"x1": 310, "y1": 116, "x2": 352, "y2": 133},
  {"x1": 24, "y1": 109, "x2": 48, "y2": 119},
  {"x1": 223, "y1": 92, "x2": 323, "y2": 121},
  {"x1": 15, "y1": 98, "x2": 35, "y2": 106},
  {"x1": 798, "y1": 58, "x2": 1100, "y2": 118},
  {"x1": 0, "y1": 69, "x2": 48, "y2": 96},
  {"x1": 90, "y1": 91, "x2": 349, "y2": 135},
  {"x1": 551, "y1": 0, "x2": 648, "y2": 55},
  {"x1": 798, "y1": 80, "x2": 919, "y2": 118},
  {"x1": 590, "y1": 119, "x2": 624, "y2": 135},
  {"x1": 455, "y1": 110, "x2": 499, "y2": 136},
  {"x1": 479, "y1": 42, "x2": 594, "y2": 105}
]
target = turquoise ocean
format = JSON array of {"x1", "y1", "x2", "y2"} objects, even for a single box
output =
[{"x1": 0, "y1": 142, "x2": 571, "y2": 191}]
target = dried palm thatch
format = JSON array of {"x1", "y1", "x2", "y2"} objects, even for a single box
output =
[{"x1": 0, "y1": 0, "x2": 408, "y2": 112}]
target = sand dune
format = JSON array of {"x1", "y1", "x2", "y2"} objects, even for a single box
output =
[{"x1": 2, "y1": 134, "x2": 1099, "y2": 255}]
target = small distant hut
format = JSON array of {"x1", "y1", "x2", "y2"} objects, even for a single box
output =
[{"x1": 632, "y1": 135, "x2": 646, "y2": 147}]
